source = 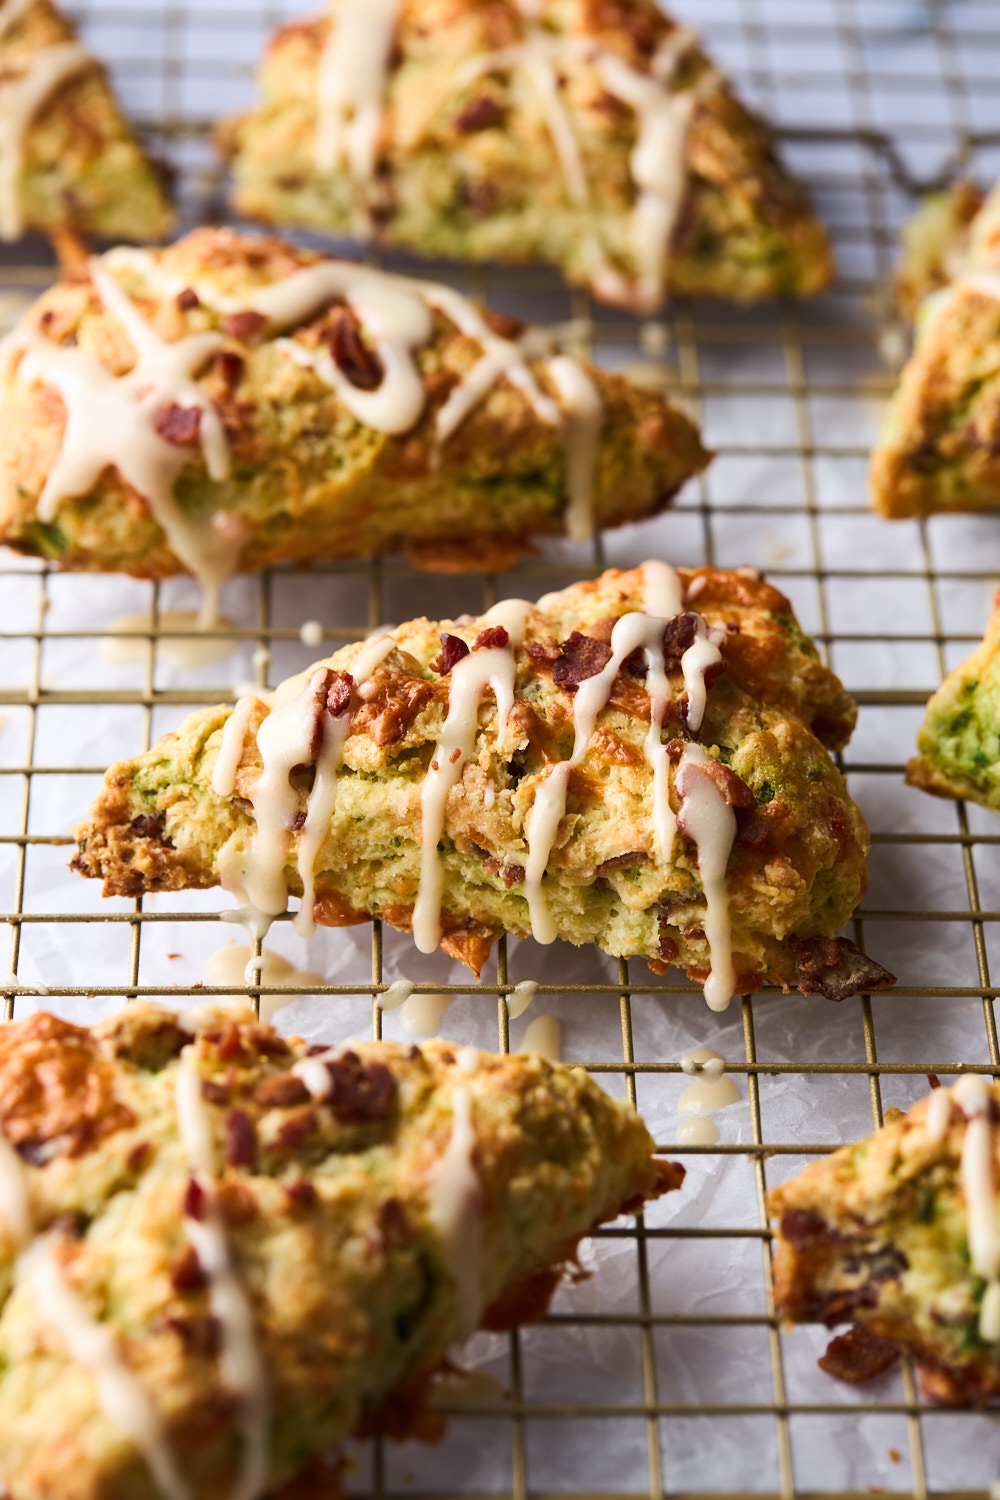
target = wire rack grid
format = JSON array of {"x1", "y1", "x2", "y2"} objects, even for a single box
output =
[{"x1": 4, "y1": 0, "x2": 1000, "y2": 1496}]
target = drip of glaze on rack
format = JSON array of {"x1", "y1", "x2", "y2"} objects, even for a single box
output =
[
  {"x1": 3, "y1": 244, "x2": 604, "y2": 622},
  {"x1": 211, "y1": 559, "x2": 738, "y2": 1013},
  {"x1": 922, "y1": 1077, "x2": 1000, "y2": 1343},
  {"x1": 314, "y1": 0, "x2": 717, "y2": 310},
  {"x1": 0, "y1": 0, "x2": 92, "y2": 242}
]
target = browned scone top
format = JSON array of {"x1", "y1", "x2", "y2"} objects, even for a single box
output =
[
  {"x1": 71, "y1": 564, "x2": 891, "y2": 1004},
  {"x1": 222, "y1": 0, "x2": 833, "y2": 309},
  {"x1": 0, "y1": 226, "x2": 709, "y2": 584},
  {"x1": 0, "y1": 1002, "x2": 680, "y2": 1498}
]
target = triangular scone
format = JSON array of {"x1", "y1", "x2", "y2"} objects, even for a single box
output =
[
  {"x1": 219, "y1": 0, "x2": 833, "y2": 311},
  {"x1": 0, "y1": 228, "x2": 709, "y2": 599},
  {"x1": 872, "y1": 180, "x2": 1000, "y2": 518},
  {"x1": 0, "y1": 0, "x2": 173, "y2": 246},
  {"x1": 0, "y1": 1003, "x2": 680, "y2": 1496},
  {"x1": 72, "y1": 563, "x2": 893, "y2": 1008},
  {"x1": 771, "y1": 1078, "x2": 1000, "y2": 1405},
  {"x1": 906, "y1": 591, "x2": 1000, "y2": 812}
]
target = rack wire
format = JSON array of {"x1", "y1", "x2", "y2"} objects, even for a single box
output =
[{"x1": 3, "y1": 0, "x2": 1000, "y2": 1495}]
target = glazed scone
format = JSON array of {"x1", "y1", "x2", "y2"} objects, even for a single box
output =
[
  {"x1": 906, "y1": 591, "x2": 1000, "y2": 812},
  {"x1": 0, "y1": 228, "x2": 709, "y2": 599},
  {"x1": 771, "y1": 1077, "x2": 1000, "y2": 1405},
  {"x1": 219, "y1": 0, "x2": 833, "y2": 312},
  {"x1": 72, "y1": 563, "x2": 893, "y2": 1008},
  {"x1": 0, "y1": 1002, "x2": 680, "y2": 1497},
  {"x1": 0, "y1": 0, "x2": 173, "y2": 246},
  {"x1": 872, "y1": 180, "x2": 1000, "y2": 518}
]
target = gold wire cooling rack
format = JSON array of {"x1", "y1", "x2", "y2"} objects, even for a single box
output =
[{"x1": 5, "y1": 0, "x2": 1000, "y2": 1496}]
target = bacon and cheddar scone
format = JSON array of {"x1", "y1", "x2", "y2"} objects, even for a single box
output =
[
  {"x1": 906, "y1": 591, "x2": 1000, "y2": 813},
  {"x1": 771, "y1": 1077, "x2": 1000, "y2": 1405},
  {"x1": 0, "y1": 0, "x2": 173, "y2": 247},
  {"x1": 0, "y1": 1002, "x2": 680, "y2": 1497},
  {"x1": 219, "y1": 0, "x2": 833, "y2": 312},
  {"x1": 72, "y1": 562, "x2": 893, "y2": 1011},
  {"x1": 0, "y1": 228, "x2": 708, "y2": 600},
  {"x1": 873, "y1": 180, "x2": 1000, "y2": 518}
]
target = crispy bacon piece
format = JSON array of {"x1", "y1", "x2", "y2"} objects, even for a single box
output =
[
  {"x1": 225, "y1": 1108, "x2": 257, "y2": 1168},
  {"x1": 430, "y1": 633, "x2": 470, "y2": 675},
  {"x1": 214, "y1": 350, "x2": 245, "y2": 393},
  {"x1": 455, "y1": 94, "x2": 506, "y2": 133},
  {"x1": 221, "y1": 309, "x2": 268, "y2": 341},
  {"x1": 153, "y1": 404, "x2": 202, "y2": 446},
  {"x1": 326, "y1": 671, "x2": 354, "y2": 718},
  {"x1": 778, "y1": 1208, "x2": 836, "y2": 1249},
  {"x1": 697, "y1": 759, "x2": 756, "y2": 810},
  {"x1": 322, "y1": 1052, "x2": 397, "y2": 1123},
  {"x1": 819, "y1": 1324, "x2": 900, "y2": 1384},
  {"x1": 525, "y1": 637, "x2": 560, "y2": 665},
  {"x1": 789, "y1": 936, "x2": 896, "y2": 1002},
  {"x1": 175, "y1": 287, "x2": 200, "y2": 311},
  {"x1": 473, "y1": 625, "x2": 509, "y2": 651},
  {"x1": 661, "y1": 612, "x2": 701, "y2": 668},
  {"x1": 170, "y1": 1243, "x2": 206, "y2": 1291},
  {"x1": 255, "y1": 1073, "x2": 310, "y2": 1109},
  {"x1": 329, "y1": 306, "x2": 384, "y2": 391},
  {"x1": 183, "y1": 1176, "x2": 207, "y2": 1222},
  {"x1": 552, "y1": 632, "x2": 612, "y2": 689},
  {"x1": 481, "y1": 854, "x2": 525, "y2": 887}
]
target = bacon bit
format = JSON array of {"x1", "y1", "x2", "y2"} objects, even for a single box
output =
[
  {"x1": 927, "y1": 1073, "x2": 942, "y2": 1089},
  {"x1": 474, "y1": 625, "x2": 509, "y2": 651},
  {"x1": 225, "y1": 1108, "x2": 257, "y2": 1168},
  {"x1": 599, "y1": 851, "x2": 649, "y2": 872},
  {"x1": 161, "y1": 1314, "x2": 220, "y2": 1357},
  {"x1": 818, "y1": 1324, "x2": 900, "y2": 1384},
  {"x1": 214, "y1": 350, "x2": 245, "y2": 392},
  {"x1": 734, "y1": 806, "x2": 771, "y2": 846},
  {"x1": 481, "y1": 854, "x2": 525, "y2": 887},
  {"x1": 661, "y1": 612, "x2": 700, "y2": 668},
  {"x1": 697, "y1": 760, "x2": 756, "y2": 810},
  {"x1": 455, "y1": 94, "x2": 506, "y2": 132},
  {"x1": 153, "y1": 404, "x2": 202, "y2": 447},
  {"x1": 329, "y1": 306, "x2": 384, "y2": 391},
  {"x1": 379, "y1": 1196, "x2": 410, "y2": 1242},
  {"x1": 201, "y1": 1078, "x2": 229, "y2": 1106},
  {"x1": 326, "y1": 670, "x2": 354, "y2": 718},
  {"x1": 275, "y1": 1105, "x2": 318, "y2": 1150},
  {"x1": 525, "y1": 637, "x2": 560, "y2": 665},
  {"x1": 323, "y1": 1053, "x2": 396, "y2": 1122},
  {"x1": 183, "y1": 1176, "x2": 206, "y2": 1222},
  {"x1": 175, "y1": 287, "x2": 200, "y2": 311},
  {"x1": 217, "y1": 1178, "x2": 257, "y2": 1227},
  {"x1": 552, "y1": 632, "x2": 612, "y2": 689},
  {"x1": 170, "y1": 1243, "x2": 206, "y2": 1292},
  {"x1": 779, "y1": 1208, "x2": 836, "y2": 1249},
  {"x1": 790, "y1": 937, "x2": 896, "y2": 1002},
  {"x1": 221, "y1": 309, "x2": 268, "y2": 341},
  {"x1": 484, "y1": 308, "x2": 526, "y2": 341},
  {"x1": 126, "y1": 1140, "x2": 150, "y2": 1172},
  {"x1": 255, "y1": 1073, "x2": 310, "y2": 1109},
  {"x1": 430, "y1": 633, "x2": 471, "y2": 675},
  {"x1": 283, "y1": 1178, "x2": 318, "y2": 1212}
]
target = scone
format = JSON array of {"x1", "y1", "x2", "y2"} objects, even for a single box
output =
[
  {"x1": 906, "y1": 590, "x2": 1000, "y2": 812},
  {"x1": 771, "y1": 1077, "x2": 1000, "y2": 1405},
  {"x1": 0, "y1": 227, "x2": 709, "y2": 605},
  {"x1": 872, "y1": 179, "x2": 1000, "y2": 518},
  {"x1": 0, "y1": 1002, "x2": 680, "y2": 1497},
  {"x1": 72, "y1": 562, "x2": 893, "y2": 1010},
  {"x1": 219, "y1": 0, "x2": 833, "y2": 312},
  {"x1": 893, "y1": 181, "x2": 985, "y2": 321},
  {"x1": 0, "y1": 0, "x2": 173, "y2": 246}
]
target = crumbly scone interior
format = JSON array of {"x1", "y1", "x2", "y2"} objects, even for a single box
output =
[
  {"x1": 0, "y1": 227, "x2": 708, "y2": 608},
  {"x1": 770, "y1": 1076, "x2": 1000, "y2": 1404},
  {"x1": 222, "y1": 0, "x2": 833, "y2": 309},
  {"x1": 72, "y1": 562, "x2": 892, "y2": 1008},
  {"x1": 0, "y1": 1002, "x2": 680, "y2": 1496}
]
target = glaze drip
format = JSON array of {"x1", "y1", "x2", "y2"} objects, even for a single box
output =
[
  {"x1": 314, "y1": 0, "x2": 401, "y2": 220},
  {"x1": 428, "y1": 1085, "x2": 483, "y2": 1337}
]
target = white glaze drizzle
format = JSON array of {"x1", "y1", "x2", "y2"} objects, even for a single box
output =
[
  {"x1": 204, "y1": 944, "x2": 325, "y2": 1026},
  {"x1": 676, "y1": 1116, "x2": 718, "y2": 1146},
  {"x1": 507, "y1": 979, "x2": 538, "y2": 1020},
  {"x1": 314, "y1": 0, "x2": 401, "y2": 210},
  {"x1": 674, "y1": 743, "x2": 736, "y2": 1011},
  {"x1": 212, "y1": 695, "x2": 261, "y2": 799},
  {"x1": 679, "y1": 616, "x2": 724, "y2": 735},
  {"x1": 377, "y1": 978, "x2": 415, "y2": 1013},
  {"x1": 175, "y1": 1057, "x2": 270, "y2": 1500},
  {"x1": 949, "y1": 1075, "x2": 1000, "y2": 1341},
  {"x1": 19, "y1": 1238, "x2": 196, "y2": 1500},
  {"x1": 521, "y1": 1013, "x2": 561, "y2": 1061},
  {"x1": 676, "y1": 1047, "x2": 739, "y2": 1113},
  {"x1": 924, "y1": 1083, "x2": 952, "y2": 1145},
  {"x1": 0, "y1": 8, "x2": 91, "y2": 242},
  {"x1": 524, "y1": 607, "x2": 683, "y2": 942},
  {"x1": 291, "y1": 1045, "x2": 346, "y2": 1101},
  {"x1": 428, "y1": 1085, "x2": 483, "y2": 1337},
  {"x1": 293, "y1": 633, "x2": 395, "y2": 937},
  {"x1": 546, "y1": 355, "x2": 603, "y2": 542},
  {"x1": 400, "y1": 991, "x2": 454, "y2": 1038},
  {"x1": 412, "y1": 601, "x2": 531, "y2": 954},
  {"x1": 20, "y1": 259, "x2": 232, "y2": 622}
]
